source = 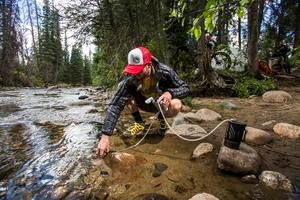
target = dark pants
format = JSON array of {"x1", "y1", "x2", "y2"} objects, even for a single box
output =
[{"x1": 129, "y1": 91, "x2": 158, "y2": 113}]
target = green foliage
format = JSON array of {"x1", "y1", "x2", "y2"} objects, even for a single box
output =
[
  {"x1": 69, "y1": 46, "x2": 83, "y2": 85},
  {"x1": 289, "y1": 47, "x2": 300, "y2": 66},
  {"x1": 182, "y1": 96, "x2": 193, "y2": 108},
  {"x1": 82, "y1": 56, "x2": 92, "y2": 86},
  {"x1": 233, "y1": 77, "x2": 277, "y2": 98}
]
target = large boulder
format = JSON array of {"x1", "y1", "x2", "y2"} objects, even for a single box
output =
[
  {"x1": 189, "y1": 193, "x2": 219, "y2": 200},
  {"x1": 259, "y1": 171, "x2": 293, "y2": 191},
  {"x1": 196, "y1": 108, "x2": 222, "y2": 121},
  {"x1": 217, "y1": 143, "x2": 261, "y2": 174},
  {"x1": 244, "y1": 127, "x2": 272, "y2": 145},
  {"x1": 273, "y1": 123, "x2": 300, "y2": 139},
  {"x1": 191, "y1": 143, "x2": 214, "y2": 159},
  {"x1": 262, "y1": 90, "x2": 292, "y2": 103},
  {"x1": 183, "y1": 112, "x2": 203, "y2": 124},
  {"x1": 172, "y1": 112, "x2": 189, "y2": 126},
  {"x1": 166, "y1": 124, "x2": 207, "y2": 138}
]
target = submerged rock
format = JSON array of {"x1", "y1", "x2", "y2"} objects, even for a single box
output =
[
  {"x1": 191, "y1": 143, "x2": 213, "y2": 159},
  {"x1": 166, "y1": 124, "x2": 207, "y2": 138},
  {"x1": 79, "y1": 95, "x2": 89, "y2": 100},
  {"x1": 152, "y1": 163, "x2": 168, "y2": 177},
  {"x1": 196, "y1": 108, "x2": 222, "y2": 121},
  {"x1": 241, "y1": 174, "x2": 259, "y2": 184},
  {"x1": 262, "y1": 90, "x2": 292, "y2": 103},
  {"x1": 189, "y1": 193, "x2": 219, "y2": 200},
  {"x1": 259, "y1": 170, "x2": 293, "y2": 191},
  {"x1": 244, "y1": 127, "x2": 272, "y2": 145},
  {"x1": 273, "y1": 123, "x2": 300, "y2": 139},
  {"x1": 217, "y1": 143, "x2": 261, "y2": 174},
  {"x1": 218, "y1": 101, "x2": 238, "y2": 110}
]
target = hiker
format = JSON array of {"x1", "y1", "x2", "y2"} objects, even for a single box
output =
[{"x1": 96, "y1": 46, "x2": 190, "y2": 156}]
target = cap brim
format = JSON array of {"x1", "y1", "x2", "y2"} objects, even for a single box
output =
[{"x1": 123, "y1": 64, "x2": 145, "y2": 75}]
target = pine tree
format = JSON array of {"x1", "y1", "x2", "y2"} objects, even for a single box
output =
[
  {"x1": 69, "y1": 45, "x2": 83, "y2": 85},
  {"x1": 82, "y1": 55, "x2": 91, "y2": 85}
]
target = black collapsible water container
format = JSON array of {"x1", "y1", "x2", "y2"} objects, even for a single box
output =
[{"x1": 224, "y1": 120, "x2": 246, "y2": 149}]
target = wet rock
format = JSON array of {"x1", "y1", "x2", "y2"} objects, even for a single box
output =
[
  {"x1": 244, "y1": 127, "x2": 272, "y2": 145},
  {"x1": 196, "y1": 108, "x2": 222, "y2": 121},
  {"x1": 79, "y1": 95, "x2": 89, "y2": 100},
  {"x1": 273, "y1": 123, "x2": 300, "y2": 139},
  {"x1": 172, "y1": 112, "x2": 189, "y2": 126},
  {"x1": 91, "y1": 159, "x2": 104, "y2": 166},
  {"x1": 100, "y1": 171, "x2": 109, "y2": 177},
  {"x1": 166, "y1": 124, "x2": 207, "y2": 138},
  {"x1": 218, "y1": 101, "x2": 238, "y2": 110},
  {"x1": 261, "y1": 120, "x2": 276, "y2": 127},
  {"x1": 51, "y1": 186, "x2": 69, "y2": 199},
  {"x1": 152, "y1": 163, "x2": 168, "y2": 177},
  {"x1": 217, "y1": 143, "x2": 261, "y2": 174},
  {"x1": 189, "y1": 193, "x2": 219, "y2": 200},
  {"x1": 87, "y1": 108, "x2": 98, "y2": 113},
  {"x1": 65, "y1": 190, "x2": 84, "y2": 200},
  {"x1": 69, "y1": 100, "x2": 93, "y2": 106},
  {"x1": 262, "y1": 90, "x2": 292, "y2": 103},
  {"x1": 191, "y1": 143, "x2": 213, "y2": 159},
  {"x1": 0, "y1": 104, "x2": 22, "y2": 114},
  {"x1": 52, "y1": 105, "x2": 67, "y2": 110},
  {"x1": 134, "y1": 193, "x2": 169, "y2": 200},
  {"x1": 241, "y1": 174, "x2": 259, "y2": 184},
  {"x1": 183, "y1": 112, "x2": 203, "y2": 124},
  {"x1": 259, "y1": 170, "x2": 293, "y2": 191},
  {"x1": 91, "y1": 189, "x2": 109, "y2": 200}
]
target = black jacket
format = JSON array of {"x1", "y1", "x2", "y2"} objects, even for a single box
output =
[{"x1": 101, "y1": 61, "x2": 190, "y2": 135}]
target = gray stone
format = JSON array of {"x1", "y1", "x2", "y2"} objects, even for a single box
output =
[
  {"x1": 217, "y1": 143, "x2": 261, "y2": 174},
  {"x1": 196, "y1": 108, "x2": 222, "y2": 121},
  {"x1": 191, "y1": 143, "x2": 213, "y2": 159},
  {"x1": 182, "y1": 105, "x2": 192, "y2": 112},
  {"x1": 172, "y1": 112, "x2": 189, "y2": 126},
  {"x1": 273, "y1": 123, "x2": 300, "y2": 139},
  {"x1": 183, "y1": 112, "x2": 202, "y2": 124},
  {"x1": 262, "y1": 90, "x2": 292, "y2": 103},
  {"x1": 166, "y1": 124, "x2": 207, "y2": 138},
  {"x1": 189, "y1": 193, "x2": 219, "y2": 200},
  {"x1": 218, "y1": 101, "x2": 238, "y2": 110},
  {"x1": 241, "y1": 174, "x2": 259, "y2": 184},
  {"x1": 259, "y1": 170, "x2": 293, "y2": 191},
  {"x1": 152, "y1": 163, "x2": 168, "y2": 177},
  {"x1": 261, "y1": 120, "x2": 276, "y2": 127},
  {"x1": 245, "y1": 127, "x2": 272, "y2": 145}
]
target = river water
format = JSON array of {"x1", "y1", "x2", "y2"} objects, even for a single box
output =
[
  {"x1": 0, "y1": 88, "x2": 103, "y2": 199},
  {"x1": 0, "y1": 88, "x2": 298, "y2": 200}
]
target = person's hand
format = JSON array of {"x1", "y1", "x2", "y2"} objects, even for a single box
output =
[
  {"x1": 96, "y1": 134, "x2": 110, "y2": 157},
  {"x1": 159, "y1": 92, "x2": 172, "y2": 111}
]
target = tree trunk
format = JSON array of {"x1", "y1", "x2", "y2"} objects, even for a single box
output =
[
  {"x1": 198, "y1": 0, "x2": 226, "y2": 88},
  {"x1": 293, "y1": 3, "x2": 300, "y2": 48},
  {"x1": 247, "y1": 0, "x2": 259, "y2": 74},
  {"x1": 26, "y1": 0, "x2": 37, "y2": 63},
  {"x1": 257, "y1": 0, "x2": 264, "y2": 34}
]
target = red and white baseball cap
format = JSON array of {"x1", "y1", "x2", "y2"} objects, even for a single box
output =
[{"x1": 123, "y1": 46, "x2": 153, "y2": 75}]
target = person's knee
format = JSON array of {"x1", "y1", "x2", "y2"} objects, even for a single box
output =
[{"x1": 169, "y1": 99, "x2": 182, "y2": 115}]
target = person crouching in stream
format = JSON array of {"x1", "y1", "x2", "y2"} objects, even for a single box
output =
[{"x1": 96, "y1": 46, "x2": 190, "y2": 157}]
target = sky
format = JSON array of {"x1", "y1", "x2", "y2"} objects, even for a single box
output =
[{"x1": 20, "y1": 0, "x2": 96, "y2": 57}]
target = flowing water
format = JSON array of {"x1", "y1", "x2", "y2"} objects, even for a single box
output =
[{"x1": 0, "y1": 88, "x2": 299, "y2": 200}]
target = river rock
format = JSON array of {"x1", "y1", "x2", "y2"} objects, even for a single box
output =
[
  {"x1": 196, "y1": 108, "x2": 222, "y2": 121},
  {"x1": 183, "y1": 112, "x2": 203, "y2": 124},
  {"x1": 152, "y1": 163, "x2": 168, "y2": 177},
  {"x1": 69, "y1": 100, "x2": 93, "y2": 106},
  {"x1": 273, "y1": 123, "x2": 300, "y2": 139},
  {"x1": 189, "y1": 193, "x2": 219, "y2": 200},
  {"x1": 262, "y1": 90, "x2": 292, "y2": 103},
  {"x1": 191, "y1": 143, "x2": 213, "y2": 159},
  {"x1": 172, "y1": 112, "x2": 189, "y2": 126},
  {"x1": 259, "y1": 170, "x2": 293, "y2": 191},
  {"x1": 218, "y1": 101, "x2": 238, "y2": 110},
  {"x1": 87, "y1": 108, "x2": 98, "y2": 113},
  {"x1": 244, "y1": 127, "x2": 272, "y2": 145},
  {"x1": 217, "y1": 143, "x2": 261, "y2": 174},
  {"x1": 79, "y1": 95, "x2": 89, "y2": 100},
  {"x1": 52, "y1": 186, "x2": 69, "y2": 199},
  {"x1": 241, "y1": 174, "x2": 259, "y2": 184},
  {"x1": 166, "y1": 124, "x2": 207, "y2": 138}
]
